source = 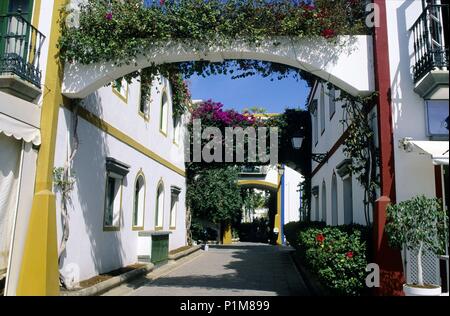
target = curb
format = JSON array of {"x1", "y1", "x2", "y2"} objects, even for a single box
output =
[
  {"x1": 168, "y1": 245, "x2": 201, "y2": 262},
  {"x1": 62, "y1": 245, "x2": 201, "y2": 296},
  {"x1": 290, "y1": 251, "x2": 329, "y2": 296},
  {"x1": 62, "y1": 264, "x2": 154, "y2": 296}
]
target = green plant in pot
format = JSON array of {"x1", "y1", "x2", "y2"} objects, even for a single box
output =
[{"x1": 385, "y1": 195, "x2": 448, "y2": 296}]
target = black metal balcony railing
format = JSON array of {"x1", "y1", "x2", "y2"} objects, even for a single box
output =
[
  {"x1": 0, "y1": 13, "x2": 45, "y2": 88},
  {"x1": 411, "y1": 4, "x2": 449, "y2": 83}
]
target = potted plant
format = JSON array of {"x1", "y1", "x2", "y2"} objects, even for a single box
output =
[{"x1": 385, "y1": 195, "x2": 448, "y2": 296}]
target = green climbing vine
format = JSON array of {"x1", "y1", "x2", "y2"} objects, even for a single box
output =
[
  {"x1": 59, "y1": 0, "x2": 367, "y2": 64},
  {"x1": 336, "y1": 87, "x2": 379, "y2": 226}
]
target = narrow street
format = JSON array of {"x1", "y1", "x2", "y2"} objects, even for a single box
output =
[{"x1": 121, "y1": 243, "x2": 309, "y2": 296}]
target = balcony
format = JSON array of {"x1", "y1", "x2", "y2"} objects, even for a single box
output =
[
  {"x1": 0, "y1": 12, "x2": 45, "y2": 101},
  {"x1": 411, "y1": 4, "x2": 449, "y2": 99}
]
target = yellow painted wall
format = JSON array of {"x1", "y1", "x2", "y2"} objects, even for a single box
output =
[{"x1": 16, "y1": 0, "x2": 67, "y2": 296}]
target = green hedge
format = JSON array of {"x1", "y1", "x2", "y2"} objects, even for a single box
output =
[{"x1": 285, "y1": 221, "x2": 370, "y2": 296}]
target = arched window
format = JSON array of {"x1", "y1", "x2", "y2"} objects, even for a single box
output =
[
  {"x1": 160, "y1": 92, "x2": 168, "y2": 135},
  {"x1": 321, "y1": 181, "x2": 327, "y2": 224},
  {"x1": 170, "y1": 186, "x2": 181, "y2": 229},
  {"x1": 173, "y1": 115, "x2": 181, "y2": 144},
  {"x1": 320, "y1": 84, "x2": 326, "y2": 134},
  {"x1": 343, "y1": 175, "x2": 353, "y2": 224},
  {"x1": 331, "y1": 173, "x2": 338, "y2": 226},
  {"x1": 155, "y1": 181, "x2": 164, "y2": 229},
  {"x1": 132, "y1": 173, "x2": 145, "y2": 229}
]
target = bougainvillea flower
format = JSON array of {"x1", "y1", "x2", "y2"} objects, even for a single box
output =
[
  {"x1": 316, "y1": 233, "x2": 325, "y2": 243},
  {"x1": 321, "y1": 28, "x2": 336, "y2": 39}
]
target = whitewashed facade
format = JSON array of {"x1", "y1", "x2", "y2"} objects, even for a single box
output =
[
  {"x1": 308, "y1": 0, "x2": 449, "y2": 287},
  {"x1": 53, "y1": 76, "x2": 188, "y2": 284}
]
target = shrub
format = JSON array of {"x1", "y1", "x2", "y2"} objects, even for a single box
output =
[
  {"x1": 237, "y1": 218, "x2": 270, "y2": 243},
  {"x1": 285, "y1": 221, "x2": 369, "y2": 295},
  {"x1": 385, "y1": 195, "x2": 448, "y2": 286}
]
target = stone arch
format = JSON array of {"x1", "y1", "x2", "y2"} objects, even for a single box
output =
[{"x1": 62, "y1": 36, "x2": 374, "y2": 99}]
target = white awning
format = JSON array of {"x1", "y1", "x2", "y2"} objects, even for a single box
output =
[
  {"x1": 407, "y1": 140, "x2": 449, "y2": 165},
  {"x1": 0, "y1": 113, "x2": 41, "y2": 146}
]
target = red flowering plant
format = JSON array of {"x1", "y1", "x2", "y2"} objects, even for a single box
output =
[
  {"x1": 298, "y1": 225, "x2": 367, "y2": 295},
  {"x1": 315, "y1": 233, "x2": 325, "y2": 244},
  {"x1": 185, "y1": 100, "x2": 282, "y2": 168}
]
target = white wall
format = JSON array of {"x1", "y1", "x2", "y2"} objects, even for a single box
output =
[
  {"x1": 283, "y1": 166, "x2": 303, "y2": 224},
  {"x1": 385, "y1": 0, "x2": 440, "y2": 202},
  {"x1": 309, "y1": 82, "x2": 368, "y2": 226}
]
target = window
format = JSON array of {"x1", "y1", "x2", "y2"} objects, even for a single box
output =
[
  {"x1": 112, "y1": 77, "x2": 128, "y2": 103},
  {"x1": 170, "y1": 187, "x2": 181, "y2": 229},
  {"x1": 321, "y1": 181, "x2": 327, "y2": 223},
  {"x1": 155, "y1": 181, "x2": 164, "y2": 229},
  {"x1": 425, "y1": 100, "x2": 449, "y2": 138},
  {"x1": 160, "y1": 92, "x2": 169, "y2": 135},
  {"x1": 139, "y1": 81, "x2": 150, "y2": 119},
  {"x1": 311, "y1": 100, "x2": 318, "y2": 146},
  {"x1": 320, "y1": 84, "x2": 326, "y2": 134},
  {"x1": 104, "y1": 173, "x2": 123, "y2": 230},
  {"x1": 314, "y1": 194, "x2": 320, "y2": 221},
  {"x1": 104, "y1": 157, "x2": 129, "y2": 231},
  {"x1": 173, "y1": 116, "x2": 181, "y2": 144},
  {"x1": 329, "y1": 86, "x2": 336, "y2": 119},
  {"x1": 331, "y1": 173, "x2": 338, "y2": 226},
  {"x1": 132, "y1": 174, "x2": 145, "y2": 229},
  {"x1": 343, "y1": 175, "x2": 353, "y2": 225}
]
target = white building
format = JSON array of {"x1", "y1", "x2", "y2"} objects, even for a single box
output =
[
  {"x1": 53, "y1": 74, "x2": 188, "y2": 285},
  {"x1": 307, "y1": 0, "x2": 448, "y2": 291}
]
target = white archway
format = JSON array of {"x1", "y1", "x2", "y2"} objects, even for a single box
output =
[{"x1": 62, "y1": 36, "x2": 374, "y2": 99}]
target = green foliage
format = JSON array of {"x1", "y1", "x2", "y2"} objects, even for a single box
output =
[
  {"x1": 237, "y1": 218, "x2": 270, "y2": 243},
  {"x1": 187, "y1": 166, "x2": 243, "y2": 224},
  {"x1": 58, "y1": 0, "x2": 367, "y2": 112},
  {"x1": 285, "y1": 221, "x2": 369, "y2": 295},
  {"x1": 59, "y1": 0, "x2": 367, "y2": 65},
  {"x1": 191, "y1": 219, "x2": 218, "y2": 242},
  {"x1": 334, "y1": 88, "x2": 379, "y2": 226},
  {"x1": 241, "y1": 188, "x2": 268, "y2": 213},
  {"x1": 385, "y1": 195, "x2": 448, "y2": 256},
  {"x1": 53, "y1": 167, "x2": 76, "y2": 194}
]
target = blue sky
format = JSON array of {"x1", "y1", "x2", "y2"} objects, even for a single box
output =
[{"x1": 187, "y1": 73, "x2": 311, "y2": 113}]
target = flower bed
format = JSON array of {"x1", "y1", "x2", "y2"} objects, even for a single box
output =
[{"x1": 285, "y1": 221, "x2": 370, "y2": 295}]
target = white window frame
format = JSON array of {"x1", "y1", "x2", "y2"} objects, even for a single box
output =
[
  {"x1": 132, "y1": 173, "x2": 146, "y2": 230},
  {"x1": 155, "y1": 181, "x2": 164, "y2": 229}
]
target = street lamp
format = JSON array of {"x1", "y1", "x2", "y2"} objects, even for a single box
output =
[
  {"x1": 291, "y1": 131, "x2": 304, "y2": 150},
  {"x1": 291, "y1": 129, "x2": 328, "y2": 163}
]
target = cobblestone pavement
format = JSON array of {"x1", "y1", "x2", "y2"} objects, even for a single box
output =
[{"x1": 129, "y1": 243, "x2": 310, "y2": 296}]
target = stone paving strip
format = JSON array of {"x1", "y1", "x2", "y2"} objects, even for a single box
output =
[{"x1": 122, "y1": 243, "x2": 310, "y2": 296}]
